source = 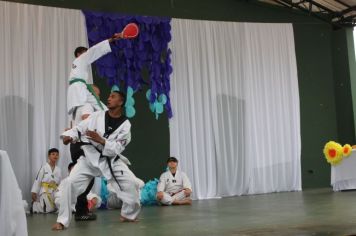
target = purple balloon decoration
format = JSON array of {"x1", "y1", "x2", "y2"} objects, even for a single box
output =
[{"x1": 83, "y1": 10, "x2": 173, "y2": 119}]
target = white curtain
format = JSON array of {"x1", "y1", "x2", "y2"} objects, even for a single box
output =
[
  {"x1": 0, "y1": 2, "x2": 89, "y2": 203},
  {"x1": 169, "y1": 19, "x2": 301, "y2": 199}
]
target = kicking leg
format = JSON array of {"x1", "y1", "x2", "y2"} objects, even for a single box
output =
[{"x1": 52, "y1": 158, "x2": 98, "y2": 230}]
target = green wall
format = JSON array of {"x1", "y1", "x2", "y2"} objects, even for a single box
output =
[
  {"x1": 331, "y1": 29, "x2": 356, "y2": 145},
  {"x1": 4, "y1": 0, "x2": 356, "y2": 188}
]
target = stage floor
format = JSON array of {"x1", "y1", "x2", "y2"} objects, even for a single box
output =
[{"x1": 27, "y1": 188, "x2": 356, "y2": 236}]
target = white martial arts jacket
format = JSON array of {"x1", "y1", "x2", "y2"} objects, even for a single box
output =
[
  {"x1": 67, "y1": 40, "x2": 111, "y2": 114},
  {"x1": 61, "y1": 111, "x2": 131, "y2": 180},
  {"x1": 157, "y1": 170, "x2": 192, "y2": 195},
  {"x1": 31, "y1": 163, "x2": 62, "y2": 195},
  {"x1": 71, "y1": 103, "x2": 107, "y2": 127}
]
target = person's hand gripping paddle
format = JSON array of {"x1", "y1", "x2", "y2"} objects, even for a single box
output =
[{"x1": 111, "y1": 23, "x2": 139, "y2": 41}]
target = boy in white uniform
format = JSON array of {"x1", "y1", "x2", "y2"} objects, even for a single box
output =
[
  {"x1": 156, "y1": 157, "x2": 192, "y2": 205},
  {"x1": 67, "y1": 34, "x2": 123, "y2": 117},
  {"x1": 52, "y1": 90, "x2": 141, "y2": 230},
  {"x1": 31, "y1": 148, "x2": 62, "y2": 213}
]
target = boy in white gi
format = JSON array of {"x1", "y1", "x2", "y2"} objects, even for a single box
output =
[
  {"x1": 156, "y1": 157, "x2": 192, "y2": 205},
  {"x1": 31, "y1": 148, "x2": 62, "y2": 213},
  {"x1": 67, "y1": 34, "x2": 123, "y2": 117},
  {"x1": 52, "y1": 89, "x2": 141, "y2": 230}
]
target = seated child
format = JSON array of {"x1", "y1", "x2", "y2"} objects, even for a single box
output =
[{"x1": 31, "y1": 148, "x2": 62, "y2": 213}]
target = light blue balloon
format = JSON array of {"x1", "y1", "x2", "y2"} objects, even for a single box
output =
[
  {"x1": 146, "y1": 89, "x2": 151, "y2": 101},
  {"x1": 158, "y1": 94, "x2": 167, "y2": 105},
  {"x1": 126, "y1": 106, "x2": 136, "y2": 118},
  {"x1": 149, "y1": 103, "x2": 155, "y2": 112},
  {"x1": 127, "y1": 86, "x2": 134, "y2": 97},
  {"x1": 111, "y1": 85, "x2": 120, "y2": 92},
  {"x1": 154, "y1": 101, "x2": 164, "y2": 114},
  {"x1": 125, "y1": 97, "x2": 135, "y2": 106}
]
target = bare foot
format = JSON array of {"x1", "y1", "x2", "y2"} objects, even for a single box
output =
[
  {"x1": 173, "y1": 199, "x2": 192, "y2": 205},
  {"x1": 52, "y1": 222, "x2": 64, "y2": 231},
  {"x1": 120, "y1": 216, "x2": 139, "y2": 223}
]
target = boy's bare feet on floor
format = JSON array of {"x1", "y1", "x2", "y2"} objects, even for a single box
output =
[
  {"x1": 52, "y1": 223, "x2": 64, "y2": 231},
  {"x1": 120, "y1": 216, "x2": 139, "y2": 222}
]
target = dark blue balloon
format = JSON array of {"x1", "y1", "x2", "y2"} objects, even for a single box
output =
[{"x1": 84, "y1": 10, "x2": 173, "y2": 118}]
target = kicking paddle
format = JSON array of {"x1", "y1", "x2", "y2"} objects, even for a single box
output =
[
  {"x1": 121, "y1": 23, "x2": 139, "y2": 39},
  {"x1": 111, "y1": 23, "x2": 139, "y2": 41}
]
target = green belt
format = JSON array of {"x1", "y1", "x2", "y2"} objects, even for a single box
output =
[{"x1": 69, "y1": 78, "x2": 104, "y2": 110}]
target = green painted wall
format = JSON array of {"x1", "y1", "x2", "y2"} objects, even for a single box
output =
[
  {"x1": 331, "y1": 29, "x2": 356, "y2": 145},
  {"x1": 4, "y1": 0, "x2": 356, "y2": 188}
]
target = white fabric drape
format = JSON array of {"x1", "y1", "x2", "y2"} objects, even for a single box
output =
[
  {"x1": 0, "y1": 150, "x2": 28, "y2": 236},
  {"x1": 169, "y1": 19, "x2": 301, "y2": 199},
  {"x1": 0, "y1": 2, "x2": 89, "y2": 203}
]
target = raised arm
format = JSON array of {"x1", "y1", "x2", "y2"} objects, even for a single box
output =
[{"x1": 80, "y1": 33, "x2": 123, "y2": 65}]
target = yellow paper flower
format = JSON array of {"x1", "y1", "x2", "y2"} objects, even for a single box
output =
[
  {"x1": 323, "y1": 141, "x2": 343, "y2": 165},
  {"x1": 343, "y1": 144, "x2": 352, "y2": 157}
]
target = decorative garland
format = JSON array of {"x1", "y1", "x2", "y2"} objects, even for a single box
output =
[
  {"x1": 323, "y1": 141, "x2": 353, "y2": 165},
  {"x1": 83, "y1": 11, "x2": 173, "y2": 119}
]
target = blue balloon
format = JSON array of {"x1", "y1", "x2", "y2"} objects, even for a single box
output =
[
  {"x1": 154, "y1": 101, "x2": 164, "y2": 114},
  {"x1": 125, "y1": 97, "x2": 135, "y2": 106},
  {"x1": 158, "y1": 94, "x2": 167, "y2": 105},
  {"x1": 146, "y1": 89, "x2": 151, "y2": 101},
  {"x1": 127, "y1": 86, "x2": 134, "y2": 97},
  {"x1": 88, "y1": 30, "x2": 100, "y2": 42},
  {"x1": 149, "y1": 103, "x2": 155, "y2": 112},
  {"x1": 111, "y1": 85, "x2": 120, "y2": 93},
  {"x1": 126, "y1": 106, "x2": 136, "y2": 118}
]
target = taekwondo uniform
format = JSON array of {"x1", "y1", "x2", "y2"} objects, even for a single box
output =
[
  {"x1": 31, "y1": 163, "x2": 62, "y2": 213},
  {"x1": 107, "y1": 176, "x2": 144, "y2": 209},
  {"x1": 56, "y1": 111, "x2": 141, "y2": 228},
  {"x1": 54, "y1": 177, "x2": 102, "y2": 212},
  {"x1": 67, "y1": 40, "x2": 111, "y2": 116},
  {"x1": 157, "y1": 170, "x2": 192, "y2": 205}
]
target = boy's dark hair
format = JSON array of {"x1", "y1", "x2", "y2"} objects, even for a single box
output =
[
  {"x1": 167, "y1": 156, "x2": 178, "y2": 163},
  {"x1": 48, "y1": 148, "x2": 59, "y2": 156},
  {"x1": 74, "y1": 46, "x2": 88, "y2": 57},
  {"x1": 112, "y1": 91, "x2": 126, "y2": 107}
]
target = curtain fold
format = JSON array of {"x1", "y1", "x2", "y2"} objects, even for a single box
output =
[
  {"x1": 169, "y1": 19, "x2": 301, "y2": 199},
  {"x1": 0, "y1": 1, "x2": 89, "y2": 203}
]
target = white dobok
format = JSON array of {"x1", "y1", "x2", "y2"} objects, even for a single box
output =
[
  {"x1": 157, "y1": 170, "x2": 192, "y2": 205},
  {"x1": 56, "y1": 110, "x2": 140, "y2": 227},
  {"x1": 67, "y1": 40, "x2": 111, "y2": 115},
  {"x1": 31, "y1": 163, "x2": 62, "y2": 213},
  {"x1": 55, "y1": 176, "x2": 102, "y2": 212}
]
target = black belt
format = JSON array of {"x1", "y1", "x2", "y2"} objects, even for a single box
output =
[{"x1": 77, "y1": 142, "x2": 122, "y2": 191}]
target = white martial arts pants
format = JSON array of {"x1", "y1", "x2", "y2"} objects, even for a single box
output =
[
  {"x1": 56, "y1": 156, "x2": 140, "y2": 227},
  {"x1": 106, "y1": 176, "x2": 143, "y2": 210},
  {"x1": 159, "y1": 190, "x2": 189, "y2": 205},
  {"x1": 109, "y1": 160, "x2": 141, "y2": 220},
  {"x1": 106, "y1": 191, "x2": 123, "y2": 209},
  {"x1": 32, "y1": 192, "x2": 56, "y2": 213}
]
